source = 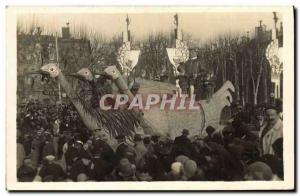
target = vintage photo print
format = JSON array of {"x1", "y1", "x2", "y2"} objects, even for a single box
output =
[{"x1": 6, "y1": 6, "x2": 294, "y2": 191}]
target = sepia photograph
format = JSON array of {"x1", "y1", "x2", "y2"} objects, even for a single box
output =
[{"x1": 6, "y1": 6, "x2": 294, "y2": 191}]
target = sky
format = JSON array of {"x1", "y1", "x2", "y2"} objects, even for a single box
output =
[{"x1": 18, "y1": 12, "x2": 282, "y2": 43}]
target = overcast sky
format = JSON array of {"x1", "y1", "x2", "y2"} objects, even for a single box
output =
[{"x1": 18, "y1": 12, "x2": 282, "y2": 42}]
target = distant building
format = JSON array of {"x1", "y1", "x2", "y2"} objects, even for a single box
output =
[
  {"x1": 254, "y1": 21, "x2": 272, "y2": 43},
  {"x1": 17, "y1": 24, "x2": 92, "y2": 104}
]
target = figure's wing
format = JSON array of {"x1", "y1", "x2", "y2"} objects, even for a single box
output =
[{"x1": 200, "y1": 81, "x2": 235, "y2": 130}]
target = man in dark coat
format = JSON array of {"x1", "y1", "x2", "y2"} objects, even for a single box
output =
[
  {"x1": 172, "y1": 129, "x2": 195, "y2": 158},
  {"x1": 203, "y1": 126, "x2": 223, "y2": 144},
  {"x1": 272, "y1": 138, "x2": 284, "y2": 179},
  {"x1": 92, "y1": 135, "x2": 116, "y2": 164},
  {"x1": 69, "y1": 153, "x2": 95, "y2": 181},
  {"x1": 64, "y1": 140, "x2": 79, "y2": 169},
  {"x1": 91, "y1": 131, "x2": 117, "y2": 178}
]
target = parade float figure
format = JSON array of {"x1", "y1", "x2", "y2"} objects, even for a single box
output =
[
  {"x1": 265, "y1": 12, "x2": 283, "y2": 100},
  {"x1": 68, "y1": 67, "x2": 115, "y2": 108},
  {"x1": 38, "y1": 63, "x2": 142, "y2": 137},
  {"x1": 40, "y1": 62, "x2": 234, "y2": 139},
  {"x1": 52, "y1": 14, "x2": 235, "y2": 138}
]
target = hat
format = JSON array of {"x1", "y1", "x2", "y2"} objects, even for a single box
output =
[
  {"x1": 265, "y1": 105, "x2": 278, "y2": 112},
  {"x1": 119, "y1": 158, "x2": 130, "y2": 165},
  {"x1": 77, "y1": 173, "x2": 88, "y2": 182},
  {"x1": 76, "y1": 140, "x2": 84, "y2": 145},
  {"x1": 237, "y1": 105, "x2": 243, "y2": 109},
  {"x1": 206, "y1": 126, "x2": 215, "y2": 135},
  {"x1": 44, "y1": 131, "x2": 51, "y2": 135},
  {"x1": 42, "y1": 175, "x2": 54, "y2": 182},
  {"x1": 116, "y1": 134, "x2": 125, "y2": 140},
  {"x1": 23, "y1": 158, "x2": 32, "y2": 165},
  {"x1": 258, "y1": 154, "x2": 280, "y2": 175},
  {"x1": 222, "y1": 125, "x2": 235, "y2": 134},
  {"x1": 171, "y1": 162, "x2": 183, "y2": 175},
  {"x1": 136, "y1": 172, "x2": 152, "y2": 181},
  {"x1": 183, "y1": 160, "x2": 198, "y2": 178},
  {"x1": 151, "y1": 135, "x2": 160, "y2": 143},
  {"x1": 80, "y1": 151, "x2": 92, "y2": 160},
  {"x1": 182, "y1": 129, "x2": 189, "y2": 135},
  {"x1": 246, "y1": 161, "x2": 273, "y2": 180},
  {"x1": 45, "y1": 155, "x2": 55, "y2": 161},
  {"x1": 133, "y1": 134, "x2": 142, "y2": 142},
  {"x1": 175, "y1": 155, "x2": 190, "y2": 164},
  {"x1": 118, "y1": 159, "x2": 136, "y2": 177},
  {"x1": 86, "y1": 140, "x2": 93, "y2": 145},
  {"x1": 143, "y1": 137, "x2": 151, "y2": 145}
]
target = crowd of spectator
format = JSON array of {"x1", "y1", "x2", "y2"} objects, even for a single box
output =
[{"x1": 16, "y1": 99, "x2": 283, "y2": 182}]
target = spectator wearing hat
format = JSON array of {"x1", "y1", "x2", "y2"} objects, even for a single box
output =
[
  {"x1": 115, "y1": 134, "x2": 136, "y2": 164},
  {"x1": 64, "y1": 140, "x2": 79, "y2": 170},
  {"x1": 69, "y1": 152, "x2": 94, "y2": 181},
  {"x1": 75, "y1": 173, "x2": 88, "y2": 182},
  {"x1": 204, "y1": 126, "x2": 223, "y2": 144},
  {"x1": 222, "y1": 125, "x2": 235, "y2": 147},
  {"x1": 182, "y1": 159, "x2": 199, "y2": 180},
  {"x1": 172, "y1": 129, "x2": 195, "y2": 158},
  {"x1": 156, "y1": 139, "x2": 174, "y2": 173},
  {"x1": 17, "y1": 158, "x2": 37, "y2": 182},
  {"x1": 115, "y1": 134, "x2": 128, "y2": 160},
  {"x1": 259, "y1": 106, "x2": 283, "y2": 155},
  {"x1": 83, "y1": 140, "x2": 93, "y2": 158},
  {"x1": 38, "y1": 155, "x2": 66, "y2": 182},
  {"x1": 141, "y1": 148, "x2": 166, "y2": 181},
  {"x1": 91, "y1": 132, "x2": 117, "y2": 180},
  {"x1": 151, "y1": 135, "x2": 160, "y2": 145},
  {"x1": 92, "y1": 131, "x2": 115, "y2": 163},
  {"x1": 204, "y1": 126, "x2": 215, "y2": 141},
  {"x1": 255, "y1": 113, "x2": 265, "y2": 131},
  {"x1": 111, "y1": 158, "x2": 137, "y2": 181},
  {"x1": 74, "y1": 140, "x2": 86, "y2": 156},
  {"x1": 143, "y1": 136, "x2": 154, "y2": 154},
  {"x1": 244, "y1": 161, "x2": 273, "y2": 181},
  {"x1": 175, "y1": 155, "x2": 190, "y2": 165},
  {"x1": 136, "y1": 171, "x2": 152, "y2": 181},
  {"x1": 258, "y1": 154, "x2": 283, "y2": 180},
  {"x1": 164, "y1": 162, "x2": 184, "y2": 181}
]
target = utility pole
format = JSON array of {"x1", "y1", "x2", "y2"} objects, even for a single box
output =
[
  {"x1": 273, "y1": 12, "x2": 279, "y2": 38},
  {"x1": 174, "y1": 13, "x2": 178, "y2": 39},
  {"x1": 55, "y1": 32, "x2": 62, "y2": 102},
  {"x1": 126, "y1": 14, "x2": 130, "y2": 42}
]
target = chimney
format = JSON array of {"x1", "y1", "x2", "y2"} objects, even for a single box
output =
[{"x1": 62, "y1": 22, "x2": 70, "y2": 39}]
